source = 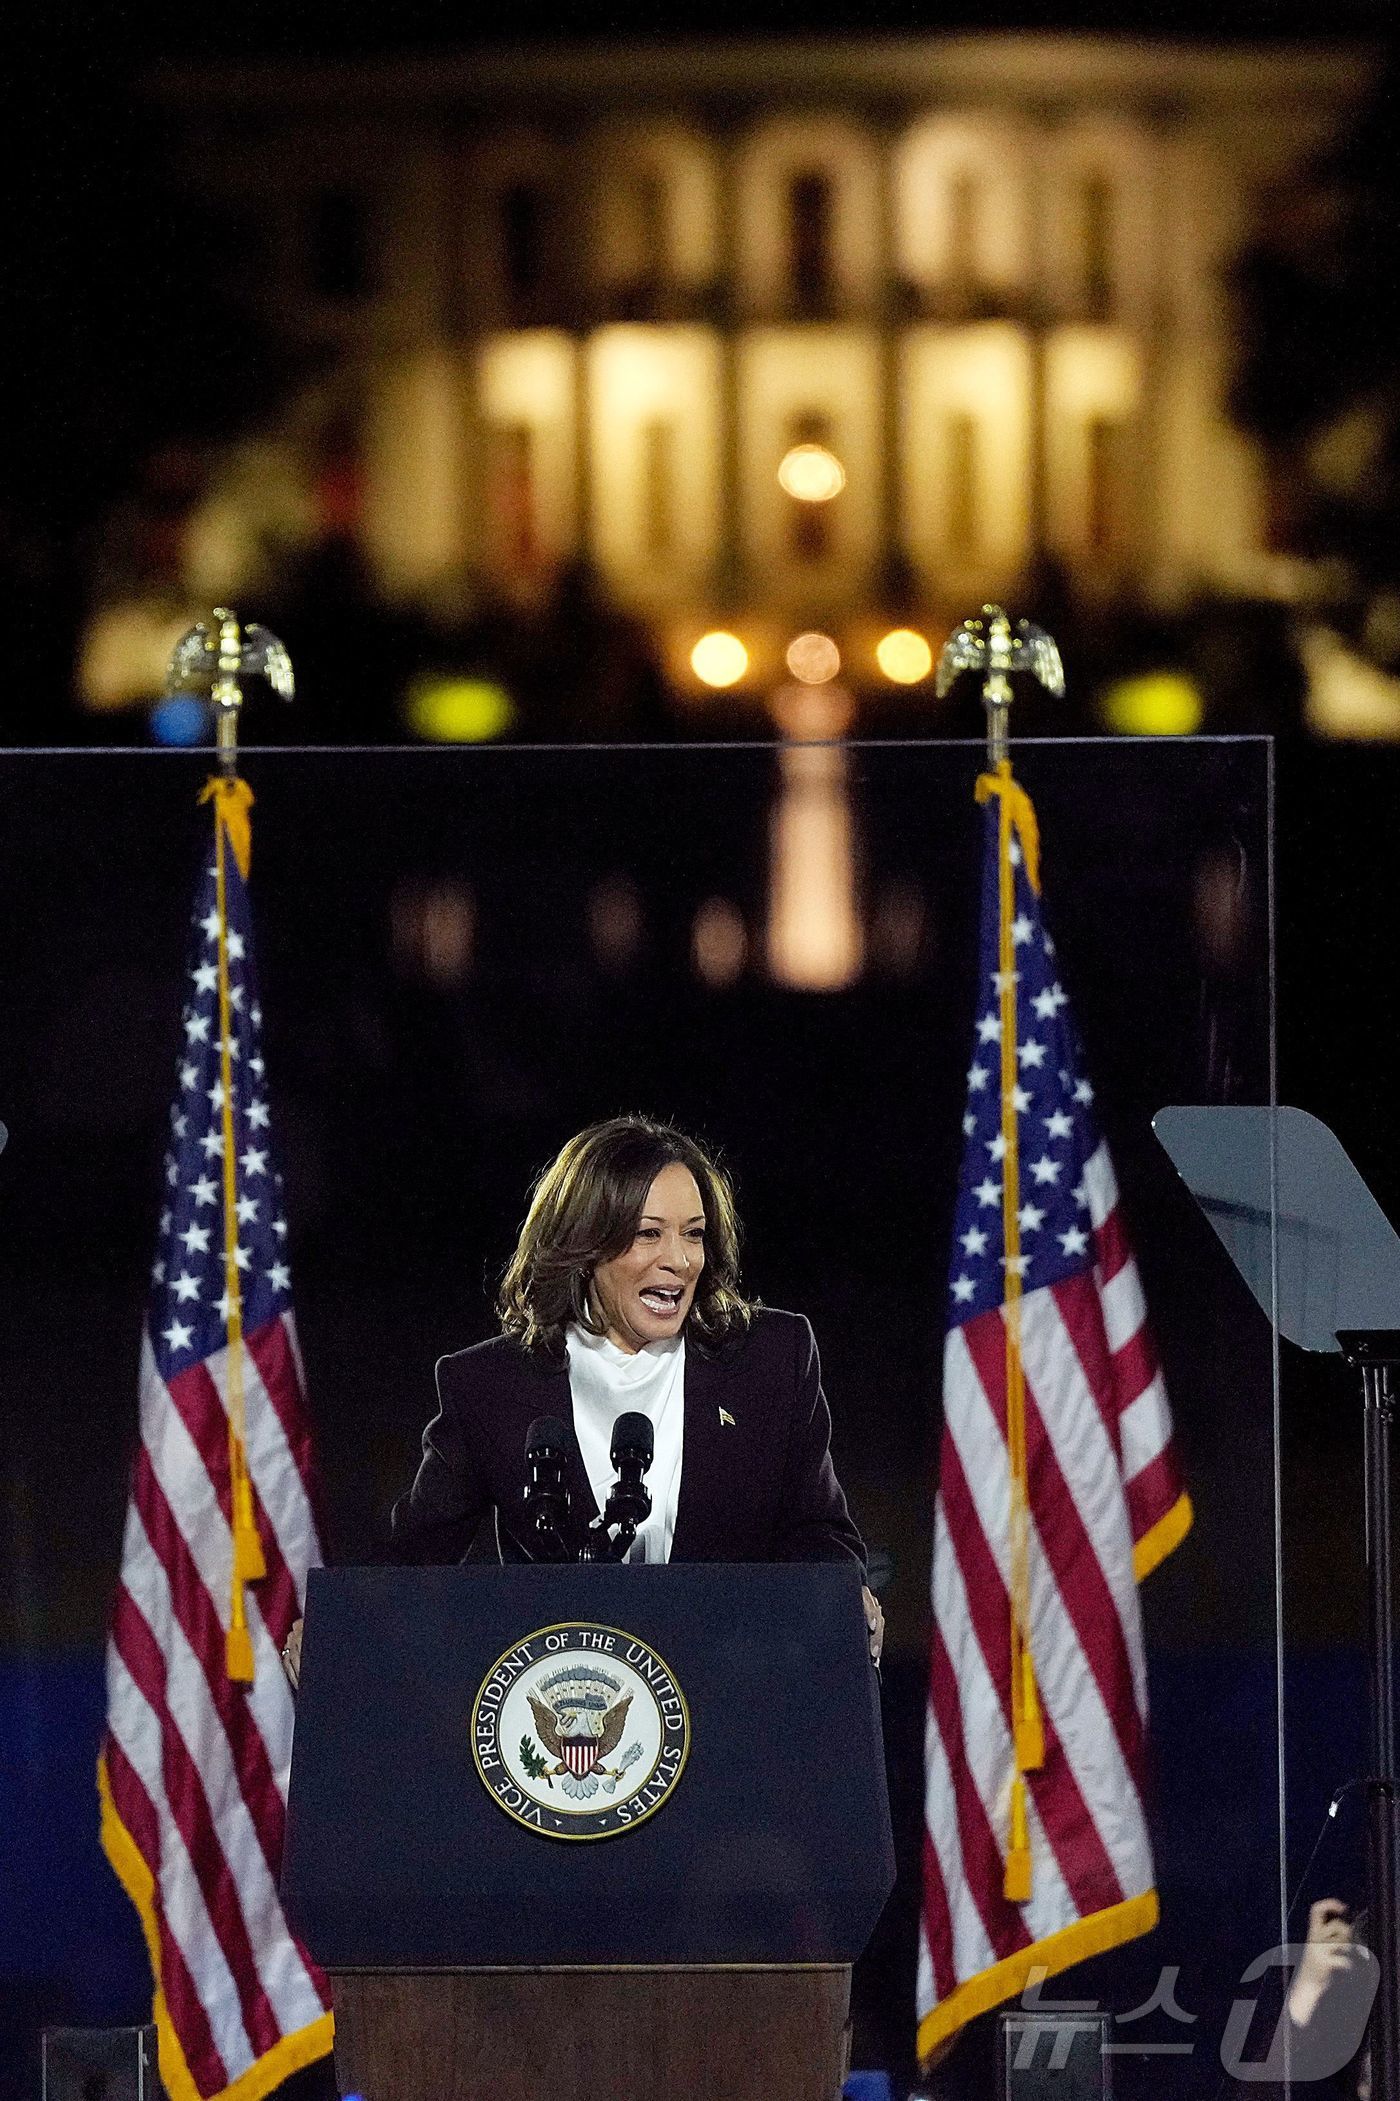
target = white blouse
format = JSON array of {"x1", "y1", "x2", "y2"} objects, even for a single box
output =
[{"x1": 564, "y1": 1322, "x2": 685, "y2": 1564}]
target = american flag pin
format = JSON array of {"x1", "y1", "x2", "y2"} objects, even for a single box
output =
[{"x1": 719, "y1": 1407, "x2": 736, "y2": 1427}]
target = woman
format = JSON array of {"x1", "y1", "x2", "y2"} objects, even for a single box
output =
[{"x1": 381, "y1": 1115, "x2": 883, "y2": 1658}]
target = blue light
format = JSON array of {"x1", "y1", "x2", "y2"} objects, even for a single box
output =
[{"x1": 150, "y1": 694, "x2": 210, "y2": 746}]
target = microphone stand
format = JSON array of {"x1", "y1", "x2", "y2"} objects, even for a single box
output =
[
  {"x1": 594, "y1": 1434, "x2": 653, "y2": 1562},
  {"x1": 1339, "y1": 1331, "x2": 1400, "y2": 2101},
  {"x1": 529, "y1": 1413, "x2": 654, "y2": 1564},
  {"x1": 522, "y1": 1422, "x2": 575, "y2": 1562}
]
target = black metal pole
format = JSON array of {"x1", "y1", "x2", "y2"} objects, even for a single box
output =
[{"x1": 1363, "y1": 1358, "x2": 1400, "y2": 2101}]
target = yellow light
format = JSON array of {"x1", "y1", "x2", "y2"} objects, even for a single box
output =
[
  {"x1": 406, "y1": 677, "x2": 515, "y2": 743},
  {"x1": 777, "y1": 445, "x2": 847, "y2": 503},
  {"x1": 1101, "y1": 672, "x2": 1204, "y2": 738},
  {"x1": 690, "y1": 631, "x2": 749, "y2": 688},
  {"x1": 786, "y1": 632, "x2": 841, "y2": 686},
  {"x1": 875, "y1": 628, "x2": 934, "y2": 685},
  {"x1": 79, "y1": 602, "x2": 196, "y2": 712}
]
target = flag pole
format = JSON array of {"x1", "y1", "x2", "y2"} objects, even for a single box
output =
[
  {"x1": 165, "y1": 609, "x2": 295, "y2": 1679},
  {"x1": 210, "y1": 605, "x2": 246, "y2": 779},
  {"x1": 920, "y1": 616, "x2": 1187, "y2": 2057},
  {"x1": 938, "y1": 608, "x2": 1066, "y2": 1899}
]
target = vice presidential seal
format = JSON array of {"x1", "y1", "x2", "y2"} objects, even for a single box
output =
[{"x1": 470, "y1": 1622, "x2": 690, "y2": 1841}]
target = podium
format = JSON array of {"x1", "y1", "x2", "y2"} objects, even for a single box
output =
[{"x1": 283, "y1": 1562, "x2": 895, "y2": 2101}]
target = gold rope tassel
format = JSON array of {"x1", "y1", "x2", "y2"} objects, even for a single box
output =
[
  {"x1": 198, "y1": 776, "x2": 265, "y2": 1677},
  {"x1": 1004, "y1": 1776, "x2": 1033, "y2": 1904},
  {"x1": 232, "y1": 1467, "x2": 266, "y2": 1584},
  {"x1": 978, "y1": 761, "x2": 1046, "y2": 1905},
  {"x1": 226, "y1": 1611, "x2": 255, "y2": 1685},
  {"x1": 1017, "y1": 1649, "x2": 1045, "y2": 1772}
]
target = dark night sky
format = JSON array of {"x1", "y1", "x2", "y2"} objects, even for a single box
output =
[{"x1": 24, "y1": 0, "x2": 1399, "y2": 61}]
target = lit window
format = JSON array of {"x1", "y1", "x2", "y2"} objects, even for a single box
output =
[
  {"x1": 785, "y1": 411, "x2": 836, "y2": 564},
  {"x1": 641, "y1": 417, "x2": 675, "y2": 559},
  {"x1": 945, "y1": 411, "x2": 979, "y2": 556},
  {"x1": 1086, "y1": 415, "x2": 1125, "y2": 554},
  {"x1": 489, "y1": 424, "x2": 537, "y2": 571}
]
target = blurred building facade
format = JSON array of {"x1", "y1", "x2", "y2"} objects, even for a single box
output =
[{"x1": 147, "y1": 36, "x2": 1366, "y2": 701}]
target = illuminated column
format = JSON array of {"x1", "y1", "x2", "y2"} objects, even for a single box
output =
[
  {"x1": 1025, "y1": 128, "x2": 1051, "y2": 571},
  {"x1": 1043, "y1": 326, "x2": 1142, "y2": 579},
  {"x1": 899, "y1": 323, "x2": 1034, "y2": 608},
  {"x1": 571, "y1": 145, "x2": 595, "y2": 575},
  {"x1": 476, "y1": 330, "x2": 579, "y2": 587},
  {"x1": 574, "y1": 339, "x2": 593, "y2": 572},
  {"x1": 715, "y1": 124, "x2": 742, "y2": 603},
  {"x1": 361, "y1": 345, "x2": 470, "y2": 600},
  {"x1": 873, "y1": 119, "x2": 902, "y2": 600},
  {"x1": 586, "y1": 326, "x2": 722, "y2": 607},
  {"x1": 1155, "y1": 131, "x2": 1261, "y2": 597}
]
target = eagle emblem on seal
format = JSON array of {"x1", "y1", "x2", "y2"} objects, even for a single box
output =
[{"x1": 524, "y1": 1664, "x2": 643, "y2": 1800}]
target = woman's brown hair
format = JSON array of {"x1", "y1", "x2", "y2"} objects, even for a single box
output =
[{"x1": 498, "y1": 1116, "x2": 753, "y2": 1357}]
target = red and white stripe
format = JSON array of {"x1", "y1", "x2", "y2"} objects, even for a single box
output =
[
  {"x1": 101, "y1": 1317, "x2": 331, "y2": 2101},
  {"x1": 918, "y1": 1140, "x2": 1187, "y2": 2051}
]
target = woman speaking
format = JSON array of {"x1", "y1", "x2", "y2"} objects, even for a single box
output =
[{"x1": 384, "y1": 1115, "x2": 883, "y2": 1659}]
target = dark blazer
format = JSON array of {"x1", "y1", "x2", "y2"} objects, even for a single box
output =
[{"x1": 386, "y1": 1306, "x2": 865, "y2": 1569}]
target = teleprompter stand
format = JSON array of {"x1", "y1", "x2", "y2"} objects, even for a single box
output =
[
  {"x1": 282, "y1": 1562, "x2": 894, "y2": 2101},
  {"x1": 1155, "y1": 1104, "x2": 1400, "y2": 2101}
]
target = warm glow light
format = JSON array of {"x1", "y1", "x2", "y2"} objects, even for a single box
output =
[
  {"x1": 391, "y1": 879, "x2": 475, "y2": 986},
  {"x1": 1101, "y1": 672, "x2": 1203, "y2": 738},
  {"x1": 875, "y1": 628, "x2": 934, "y2": 684},
  {"x1": 79, "y1": 602, "x2": 197, "y2": 711},
  {"x1": 691, "y1": 631, "x2": 749, "y2": 687},
  {"x1": 777, "y1": 444, "x2": 847, "y2": 503},
  {"x1": 1301, "y1": 626, "x2": 1400, "y2": 739},
  {"x1": 692, "y1": 898, "x2": 748, "y2": 987},
  {"x1": 406, "y1": 677, "x2": 514, "y2": 743},
  {"x1": 766, "y1": 726, "x2": 863, "y2": 990},
  {"x1": 589, "y1": 876, "x2": 644, "y2": 972},
  {"x1": 786, "y1": 632, "x2": 841, "y2": 685}
]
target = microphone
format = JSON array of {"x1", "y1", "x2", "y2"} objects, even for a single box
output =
[
  {"x1": 600, "y1": 1411, "x2": 654, "y2": 1562},
  {"x1": 522, "y1": 1416, "x2": 573, "y2": 1561},
  {"x1": 611, "y1": 1411, "x2": 654, "y2": 1499}
]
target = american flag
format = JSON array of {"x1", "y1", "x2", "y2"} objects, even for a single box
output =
[
  {"x1": 98, "y1": 780, "x2": 333, "y2": 2101},
  {"x1": 918, "y1": 768, "x2": 1191, "y2": 2062}
]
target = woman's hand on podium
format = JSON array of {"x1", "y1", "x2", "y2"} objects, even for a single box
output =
[
  {"x1": 281, "y1": 1617, "x2": 303, "y2": 1693},
  {"x1": 862, "y1": 1584, "x2": 884, "y2": 1666},
  {"x1": 1288, "y1": 1900, "x2": 1360, "y2": 2029}
]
